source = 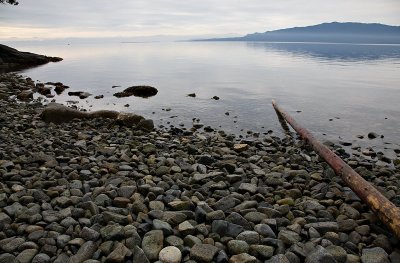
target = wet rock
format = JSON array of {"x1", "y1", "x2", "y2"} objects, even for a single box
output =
[
  {"x1": 68, "y1": 91, "x2": 91, "y2": 99},
  {"x1": 113, "y1": 85, "x2": 158, "y2": 98},
  {"x1": 367, "y1": 132, "x2": 379, "y2": 139},
  {"x1": 17, "y1": 90, "x2": 34, "y2": 101}
]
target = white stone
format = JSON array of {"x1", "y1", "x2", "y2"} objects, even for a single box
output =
[{"x1": 159, "y1": 246, "x2": 182, "y2": 263}]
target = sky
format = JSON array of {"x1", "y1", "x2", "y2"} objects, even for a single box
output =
[{"x1": 1, "y1": 0, "x2": 400, "y2": 41}]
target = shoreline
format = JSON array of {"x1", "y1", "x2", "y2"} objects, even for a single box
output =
[{"x1": 1, "y1": 72, "x2": 400, "y2": 262}]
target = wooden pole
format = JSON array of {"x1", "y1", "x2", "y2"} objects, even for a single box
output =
[{"x1": 272, "y1": 100, "x2": 400, "y2": 237}]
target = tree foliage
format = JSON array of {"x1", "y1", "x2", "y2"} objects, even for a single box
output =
[{"x1": 0, "y1": 0, "x2": 19, "y2": 5}]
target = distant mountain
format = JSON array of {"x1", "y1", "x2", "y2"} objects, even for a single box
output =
[{"x1": 197, "y1": 22, "x2": 400, "y2": 44}]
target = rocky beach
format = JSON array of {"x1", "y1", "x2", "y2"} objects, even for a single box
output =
[{"x1": 1, "y1": 72, "x2": 400, "y2": 263}]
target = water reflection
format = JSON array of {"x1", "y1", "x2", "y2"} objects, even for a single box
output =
[{"x1": 247, "y1": 42, "x2": 400, "y2": 62}]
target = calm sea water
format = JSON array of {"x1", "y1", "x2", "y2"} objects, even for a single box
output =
[{"x1": 9, "y1": 41, "x2": 400, "y2": 156}]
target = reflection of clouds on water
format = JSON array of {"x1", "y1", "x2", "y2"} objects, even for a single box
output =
[{"x1": 247, "y1": 42, "x2": 400, "y2": 62}]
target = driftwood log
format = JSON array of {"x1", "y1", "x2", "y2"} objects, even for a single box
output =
[
  {"x1": 40, "y1": 103, "x2": 154, "y2": 130},
  {"x1": 272, "y1": 100, "x2": 400, "y2": 238}
]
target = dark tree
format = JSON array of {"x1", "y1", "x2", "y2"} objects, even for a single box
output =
[{"x1": 0, "y1": 0, "x2": 19, "y2": 5}]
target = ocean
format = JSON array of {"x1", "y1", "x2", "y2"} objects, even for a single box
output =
[{"x1": 8, "y1": 40, "x2": 400, "y2": 157}]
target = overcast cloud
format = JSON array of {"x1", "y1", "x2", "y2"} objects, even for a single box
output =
[{"x1": 1, "y1": 0, "x2": 399, "y2": 40}]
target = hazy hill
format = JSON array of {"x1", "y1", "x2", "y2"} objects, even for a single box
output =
[{"x1": 199, "y1": 22, "x2": 400, "y2": 44}]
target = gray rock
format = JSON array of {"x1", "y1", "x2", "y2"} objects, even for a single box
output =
[
  {"x1": 190, "y1": 244, "x2": 220, "y2": 263},
  {"x1": 153, "y1": 219, "x2": 173, "y2": 236},
  {"x1": 238, "y1": 183, "x2": 257, "y2": 194},
  {"x1": 132, "y1": 246, "x2": 150, "y2": 263},
  {"x1": 57, "y1": 235, "x2": 71, "y2": 248},
  {"x1": 244, "y1": 211, "x2": 267, "y2": 223},
  {"x1": 68, "y1": 241, "x2": 97, "y2": 263},
  {"x1": 249, "y1": 245, "x2": 274, "y2": 259},
  {"x1": 237, "y1": 231, "x2": 260, "y2": 245},
  {"x1": 0, "y1": 213, "x2": 11, "y2": 229},
  {"x1": 142, "y1": 230, "x2": 164, "y2": 261},
  {"x1": 265, "y1": 254, "x2": 290, "y2": 263},
  {"x1": 213, "y1": 196, "x2": 240, "y2": 211},
  {"x1": 15, "y1": 249, "x2": 38, "y2": 263},
  {"x1": 183, "y1": 235, "x2": 202, "y2": 247},
  {"x1": 94, "y1": 194, "x2": 111, "y2": 206},
  {"x1": 143, "y1": 143, "x2": 156, "y2": 154},
  {"x1": 32, "y1": 253, "x2": 51, "y2": 263},
  {"x1": 361, "y1": 247, "x2": 390, "y2": 263},
  {"x1": 80, "y1": 227, "x2": 100, "y2": 241},
  {"x1": 177, "y1": 220, "x2": 195, "y2": 235},
  {"x1": 305, "y1": 222, "x2": 339, "y2": 235},
  {"x1": 278, "y1": 230, "x2": 301, "y2": 246},
  {"x1": 102, "y1": 211, "x2": 128, "y2": 225},
  {"x1": 229, "y1": 253, "x2": 257, "y2": 263},
  {"x1": 390, "y1": 250, "x2": 400, "y2": 263},
  {"x1": 100, "y1": 225, "x2": 124, "y2": 240},
  {"x1": 105, "y1": 242, "x2": 132, "y2": 263},
  {"x1": 305, "y1": 245, "x2": 337, "y2": 263},
  {"x1": 325, "y1": 245, "x2": 347, "y2": 263},
  {"x1": 165, "y1": 236, "x2": 184, "y2": 251},
  {"x1": 338, "y1": 219, "x2": 357, "y2": 232},
  {"x1": 0, "y1": 237, "x2": 25, "y2": 253},
  {"x1": 254, "y1": 224, "x2": 276, "y2": 238},
  {"x1": 0, "y1": 253, "x2": 16, "y2": 263},
  {"x1": 227, "y1": 240, "x2": 249, "y2": 255},
  {"x1": 211, "y1": 220, "x2": 244, "y2": 238},
  {"x1": 226, "y1": 212, "x2": 253, "y2": 230}
]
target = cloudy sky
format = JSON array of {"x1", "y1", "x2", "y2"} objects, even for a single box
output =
[{"x1": 1, "y1": 0, "x2": 399, "y2": 40}]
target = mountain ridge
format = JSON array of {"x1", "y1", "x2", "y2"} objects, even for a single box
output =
[{"x1": 196, "y1": 22, "x2": 400, "y2": 44}]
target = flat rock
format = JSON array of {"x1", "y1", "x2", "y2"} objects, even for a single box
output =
[{"x1": 190, "y1": 244, "x2": 220, "y2": 263}]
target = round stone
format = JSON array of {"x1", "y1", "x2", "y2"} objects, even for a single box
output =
[{"x1": 159, "y1": 246, "x2": 182, "y2": 263}]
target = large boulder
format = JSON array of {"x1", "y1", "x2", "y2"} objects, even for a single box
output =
[
  {"x1": 40, "y1": 103, "x2": 153, "y2": 130},
  {"x1": 0, "y1": 44, "x2": 62, "y2": 73},
  {"x1": 114, "y1": 85, "x2": 158, "y2": 98}
]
